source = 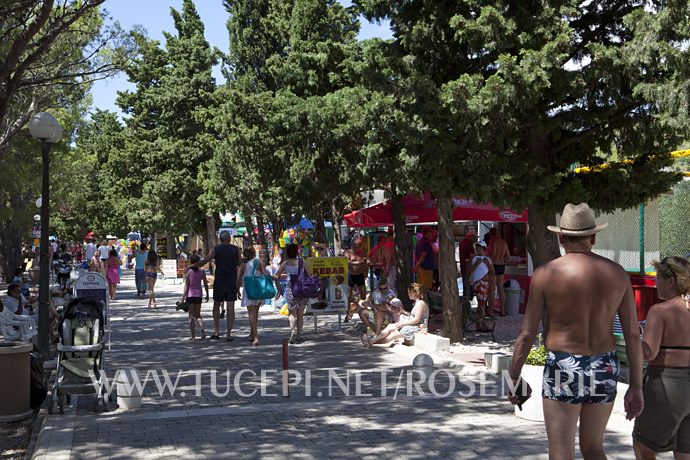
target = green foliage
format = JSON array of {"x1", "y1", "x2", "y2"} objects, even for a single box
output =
[
  {"x1": 0, "y1": 0, "x2": 132, "y2": 153},
  {"x1": 112, "y1": 0, "x2": 218, "y2": 235},
  {"x1": 525, "y1": 334, "x2": 548, "y2": 366}
]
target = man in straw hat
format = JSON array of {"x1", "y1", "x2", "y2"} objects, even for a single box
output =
[{"x1": 508, "y1": 203, "x2": 644, "y2": 459}]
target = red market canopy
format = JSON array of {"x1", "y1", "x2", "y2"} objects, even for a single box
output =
[{"x1": 343, "y1": 194, "x2": 528, "y2": 228}]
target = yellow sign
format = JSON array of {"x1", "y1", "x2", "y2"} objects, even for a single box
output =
[{"x1": 306, "y1": 257, "x2": 349, "y2": 313}]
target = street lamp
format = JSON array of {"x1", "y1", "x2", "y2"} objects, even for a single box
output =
[{"x1": 29, "y1": 112, "x2": 62, "y2": 357}]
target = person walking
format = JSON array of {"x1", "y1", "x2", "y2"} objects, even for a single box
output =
[
  {"x1": 84, "y1": 237, "x2": 97, "y2": 263},
  {"x1": 237, "y1": 246, "x2": 268, "y2": 346},
  {"x1": 144, "y1": 249, "x2": 163, "y2": 309},
  {"x1": 467, "y1": 241, "x2": 495, "y2": 331},
  {"x1": 189, "y1": 231, "x2": 240, "y2": 341},
  {"x1": 134, "y1": 243, "x2": 149, "y2": 297},
  {"x1": 633, "y1": 256, "x2": 690, "y2": 459},
  {"x1": 273, "y1": 243, "x2": 313, "y2": 344},
  {"x1": 488, "y1": 228, "x2": 510, "y2": 315},
  {"x1": 181, "y1": 254, "x2": 208, "y2": 341},
  {"x1": 98, "y1": 240, "x2": 110, "y2": 279},
  {"x1": 106, "y1": 249, "x2": 121, "y2": 300},
  {"x1": 414, "y1": 227, "x2": 434, "y2": 290},
  {"x1": 508, "y1": 203, "x2": 644, "y2": 459}
]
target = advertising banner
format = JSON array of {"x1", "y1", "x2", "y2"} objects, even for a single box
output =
[{"x1": 306, "y1": 257, "x2": 348, "y2": 314}]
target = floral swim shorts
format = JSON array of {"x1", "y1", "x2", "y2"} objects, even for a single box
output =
[
  {"x1": 542, "y1": 350, "x2": 619, "y2": 404},
  {"x1": 472, "y1": 279, "x2": 489, "y2": 302}
]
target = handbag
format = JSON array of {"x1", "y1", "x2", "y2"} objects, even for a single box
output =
[
  {"x1": 290, "y1": 258, "x2": 321, "y2": 299},
  {"x1": 244, "y1": 260, "x2": 277, "y2": 300}
]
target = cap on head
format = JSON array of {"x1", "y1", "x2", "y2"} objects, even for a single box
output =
[
  {"x1": 547, "y1": 203, "x2": 608, "y2": 236},
  {"x1": 475, "y1": 240, "x2": 487, "y2": 249},
  {"x1": 390, "y1": 298, "x2": 403, "y2": 309}
]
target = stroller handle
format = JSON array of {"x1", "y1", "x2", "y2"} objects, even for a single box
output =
[{"x1": 57, "y1": 344, "x2": 103, "y2": 353}]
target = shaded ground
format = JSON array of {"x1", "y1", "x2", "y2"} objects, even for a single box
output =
[{"x1": 0, "y1": 417, "x2": 32, "y2": 460}]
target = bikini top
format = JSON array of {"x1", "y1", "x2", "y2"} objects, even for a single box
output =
[{"x1": 660, "y1": 345, "x2": 690, "y2": 350}]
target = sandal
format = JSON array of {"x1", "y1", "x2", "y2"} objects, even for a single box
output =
[
  {"x1": 210, "y1": 334, "x2": 220, "y2": 340},
  {"x1": 225, "y1": 336, "x2": 234, "y2": 342}
]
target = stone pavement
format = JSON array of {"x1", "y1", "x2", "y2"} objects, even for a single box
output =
[{"x1": 31, "y1": 271, "x2": 671, "y2": 459}]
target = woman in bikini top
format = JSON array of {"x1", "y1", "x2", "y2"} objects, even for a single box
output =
[{"x1": 641, "y1": 256, "x2": 690, "y2": 368}]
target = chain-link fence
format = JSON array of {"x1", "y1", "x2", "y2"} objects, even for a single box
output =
[
  {"x1": 593, "y1": 202, "x2": 660, "y2": 274},
  {"x1": 591, "y1": 179, "x2": 689, "y2": 274},
  {"x1": 660, "y1": 179, "x2": 690, "y2": 259}
]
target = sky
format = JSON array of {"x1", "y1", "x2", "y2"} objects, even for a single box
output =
[{"x1": 90, "y1": 0, "x2": 393, "y2": 116}]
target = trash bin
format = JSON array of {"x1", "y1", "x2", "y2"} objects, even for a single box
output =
[
  {"x1": 504, "y1": 279, "x2": 522, "y2": 316},
  {"x1": 0, "y1": 342, "x2": 33, "y2": 421}
]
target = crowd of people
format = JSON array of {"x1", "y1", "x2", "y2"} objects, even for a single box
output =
[{"x1": 3, "y1": 205, "x2": 689, "y2": 460}]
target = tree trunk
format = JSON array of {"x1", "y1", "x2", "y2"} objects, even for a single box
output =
[
  {"x1": 0, "y1": 225, "x2": 24, "y2": 282},
  {"x1": 391, "y1": 188, "x2": 412, "y2": 307},
  {"x1": 330, "y1": 200, "x2": 344, "y2": 255},
  {"x1": 314, "y1": 216, "x2": 327, "y2": 246},
  {"x1": 437, "y1": 193, "x2": 462, "y2": 342},
  {"x1": 527, "y1": 204, "x2": 561, "y2": 268},
  {"x1": 205, "y1": 214, "x2": 217, "y2": 251},
  {"x1": 166, "y1": 233, "x2": 176, "y2": 260},
  {"x1": 256, "y1": 213, "x2": 267, "y2": 247},
  {"x1": 241, "y1": 208, "x2": 256, "y2": 245},
  {"x1": 205, "y1": 214, "x2": 216, "y2": 274}
]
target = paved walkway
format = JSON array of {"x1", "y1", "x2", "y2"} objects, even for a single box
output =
[{"x1": 31, "y1": 272, "x2": 670, "y2": 459}]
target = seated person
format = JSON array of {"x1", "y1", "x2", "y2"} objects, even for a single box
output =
[
  {"x1": 4, "y1": 283, "x2": 58, "y2": 341},
  {"x1": 354, "y1": 278, "x2": 396, "y2": 337},
  {"x1": 4, "y1": 283, "x2": 31, "y2": 315},
  {"x1": 365, "y1": 283, "x2": 429, "y2": 347},
  {"x1": 12, "y1": 267, "x2": 30, "y2": 298}
]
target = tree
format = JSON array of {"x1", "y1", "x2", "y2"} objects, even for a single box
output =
[
  {"x1": 50, "y1": 109, "x2": 131, "y2": 240},
  {"x1": 0, "y1": 0, "x2": 130, "y2": 154},
  {"x1": 115, "y1": 0, "x2": 218, "y2": 244},
  {"x1": 358, "y1": 1, "x2": 690, "y2": 341}
]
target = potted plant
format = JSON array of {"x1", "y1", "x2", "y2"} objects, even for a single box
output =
[{"x1": 514, "y1": 334, "x2": 546, "y2": 422}]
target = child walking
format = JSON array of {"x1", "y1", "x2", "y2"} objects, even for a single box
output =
[{"x1": 182, "y1": 254, "x2": 208, "y2": 340}]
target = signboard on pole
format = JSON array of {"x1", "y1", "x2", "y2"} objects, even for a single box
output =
[
  {"x1": 306, "y1": 257, "x2": 348, "y2": 314},
  {"x1": 162, "y1": 259, "x2": 177, "y2": 280}
]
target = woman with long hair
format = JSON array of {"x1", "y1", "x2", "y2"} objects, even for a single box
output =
[
  {"x1": 238, "y1": 246, "x2": 268, "y2": 346},
  {"x1": 634, "y1": 256, "x2": 690, "y2": 459},
  {"x1": 273, "y1": 243, "x2": 312, "y2": 344},
  {"x1": 365, "y1": 283, "x2": 429, "y2": 347},
  {"x1": 145, "y1": 249, "x2": 162, "y2": 308}
]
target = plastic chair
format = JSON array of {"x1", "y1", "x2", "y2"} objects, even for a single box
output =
[{"x1": 0, "y1": 308, "x2": 38, "y2": 342}]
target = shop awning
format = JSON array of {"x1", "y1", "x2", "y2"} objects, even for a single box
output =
[{"x1": 343, "y1": 194, "x2": 528, "y2": 228}]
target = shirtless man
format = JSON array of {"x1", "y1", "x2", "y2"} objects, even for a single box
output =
[
  {"x1": 488, "y1": 228, "x2": 510, "y2": 315},
  {"x1": 509, "y1": 203, "x2": 644, "y2": 460},
  {"x1": 345, "y1": 238, "x2": 369, "y2": 302}
]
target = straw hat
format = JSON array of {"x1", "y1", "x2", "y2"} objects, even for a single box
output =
[{"x1": 547, "y1": 203, "x2": 608, "y2": 236}]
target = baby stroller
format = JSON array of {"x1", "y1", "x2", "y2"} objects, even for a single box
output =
[{"x1": 50, "y1": 297, "x2": 110, "y2": 414}]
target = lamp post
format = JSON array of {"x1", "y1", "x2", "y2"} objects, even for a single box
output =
[{"x1": 29, "y1": 112, "x2": 62, "y2": 357}]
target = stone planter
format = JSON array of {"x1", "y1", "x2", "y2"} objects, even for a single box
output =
[
  {"x1": 0, "y1": 342, "x2": 33, "y2": 422},
  {"x1": 514, "y1": 364, "x2": 544, "y2": 422}
]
